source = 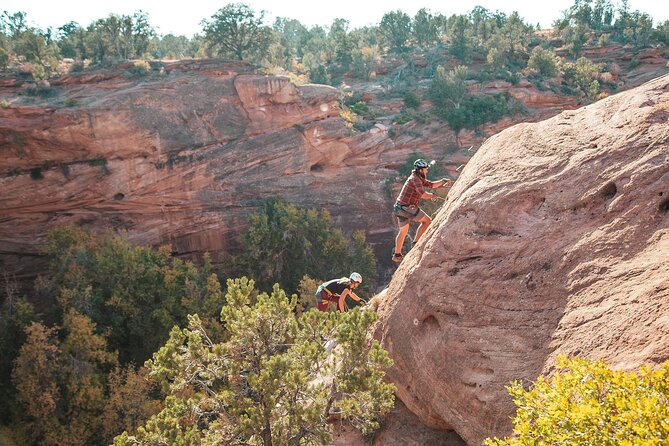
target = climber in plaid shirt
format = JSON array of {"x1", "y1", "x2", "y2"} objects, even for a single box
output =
[{"x1": 392, "y1": 159, "x2": 453, "y2": 263}]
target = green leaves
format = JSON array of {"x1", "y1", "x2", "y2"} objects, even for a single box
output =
[
  {"x1": 429, "y1": 65, "x2": 468, "y2": 110},
  {"x1": 201, "y1": 3, "x2": 271, "y2": 61},
  {"x1": 527, "y1": 46, "x2": 560, "y2": 78},
  {"x1": 563, "y1": 57, "x2": 603, "y2": 99},
  {"x1": 378, "y1": 10, "x2": 412, "y2": 53},
  {"x1": 429, "y1": 65, "x2": 523, "y2": 136},
  {"x1": 12, "y1": 311, "x2": 124, "y2": 446},
  {"x1": 238, "y1": 198, "x2": 376, "y2": 296},
  {"x1": 127, "y1": 279, "x2": 394, "y2": 446},
  {"x1": 43, "y1": 227, "x2": 223, "y2": 364}
]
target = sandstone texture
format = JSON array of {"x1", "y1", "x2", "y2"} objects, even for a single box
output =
[
  {"x1": 1, "y1": 58, "x2": 588, "y2": 284},
  {"x1": 375, "y1": 74, "x2": 669, "y2": 444},
  {"x1": 0, "y1": 61, "x2": 431, "y2": 280},
  {"x1": 1, "y1": 56, "x2": 667, "y2": 290},
  {"x1": 332, "y1": 398, "x2": 465, "y2": 446}
]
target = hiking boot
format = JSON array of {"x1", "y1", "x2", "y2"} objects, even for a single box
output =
[{"x1": 391, "y1": 252, "x2": 403, "y2": 263}]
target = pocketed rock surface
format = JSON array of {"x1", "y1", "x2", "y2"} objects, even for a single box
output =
[{"x1": 375, "y1": 73, "x2": 669, "y2": 445}]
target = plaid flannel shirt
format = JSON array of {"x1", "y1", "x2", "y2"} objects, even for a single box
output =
[{"x1": 396, "y1": 173, "x2": 437, "y2": 206}]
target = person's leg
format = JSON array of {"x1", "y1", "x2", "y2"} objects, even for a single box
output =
[
  {"x1": 394, "y1": 221, "x2": 410, "y2": 255},
  {"x1": 414, "y1": 214, "x2": 432, "y2": 243}
]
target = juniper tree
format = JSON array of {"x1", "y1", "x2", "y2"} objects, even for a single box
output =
[
  {"x1": 378, "y1": 10, "x2": 412, "y2": 53},
  {"x1": 201, "y1": 3, "x2": 271, "y2": 61},
  {"x1": 114, "y1": 277, "x2": 395, "y2": 446}
]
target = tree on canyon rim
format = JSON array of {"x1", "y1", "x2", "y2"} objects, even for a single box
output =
[{"x1": 201, "y1": 3, "x2": 271, "y2": 61}]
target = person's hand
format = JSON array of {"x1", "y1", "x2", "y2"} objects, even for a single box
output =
[
  {"x1": 441, "y1": 178, "x2": 453, "y2": 188},
  {"x1": 427, "y1": 192, "x2": 435, "y2": 200}
]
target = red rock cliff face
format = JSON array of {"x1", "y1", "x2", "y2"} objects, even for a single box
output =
[
  {"x1": 374, "y1": 74, "x2": 669, "y2": 444},
  {"x1": 0, "y1": 60, "x2": 459, "y2": 280}
]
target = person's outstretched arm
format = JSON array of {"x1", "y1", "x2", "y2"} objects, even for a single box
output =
[{"x1": 338, "y1": 289, "x2": 366, "y2": 312}]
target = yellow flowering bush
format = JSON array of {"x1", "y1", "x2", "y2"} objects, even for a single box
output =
[
  {"x1": 485, "y1": 355, "x2": 669, "y2": 445},
  {"x1": 340, "y1": 108, "x2": 357, "y2": 130}
]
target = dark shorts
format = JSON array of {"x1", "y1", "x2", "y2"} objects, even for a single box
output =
[
  {"x1": 315, "y1": 288, "x2": 338, "y2": 312},
  {"x1": 394, "y1": 203, "x2": 428, "y2": 224}
]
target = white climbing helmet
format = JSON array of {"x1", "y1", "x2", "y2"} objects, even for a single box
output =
[
  {"x1": 413, "y1": 159, "x2": 430, "y2": 169},
  {"x1": 349, "y1": 272, "x2": 362, "y2": 283}
]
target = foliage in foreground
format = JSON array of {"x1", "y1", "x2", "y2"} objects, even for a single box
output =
[
  {"x1": 485, "y1": 355, "x2": 669, "y2": 445},
  {"x1": 114, "y1": 277, "x2": 395, "y2": 446}
]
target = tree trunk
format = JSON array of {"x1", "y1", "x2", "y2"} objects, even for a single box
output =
[{"x1": 262, "y1": 413, "x2": 273, "y2": 446}]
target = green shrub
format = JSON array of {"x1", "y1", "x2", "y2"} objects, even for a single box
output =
[
  {"x1": 237, "y1": 198, "x2": 377, "y2": 295},
  {"x1": 393, "y1": 111, "x2": 414, "y2": 125},
  {"x1": 598, "y1": 33, "x2": 612, "y2": 46},
  {"x1": 587, "y1": 79, "x2": 600, "y2": 100},
  {"x1": 296, "y1": 275, "x2": 320, "y2": 314},
  {"x1": 30, "y1": 64, "x2": 47, "y2": 81},
  {"x1": 352, "y1": 46, "x2": 380, "y2": 80},
  {"x1": 486, "y1": 47, "x2": 508, "y2": 73},
  {"x1": 309, "y1": 64, "x2": 330, "y2": 85},
  {"x1": 402, "y1": 91, "x2": 421, "y2": 109},
  {"x1": 348, "y1": 100, "x2": 371, "y2": 117},
  {"x1": 42, "y1": 227, "x2": 224, "y2": 364},
  {"x1": 340, "y1": 108, "x2": 357, "y2": 130},
  {"x1": 24, "y1": 84, "x2": 56, "y2": 98},
  {"x1": 438, "y1": 93, "x2": 524, "y2": 134},
  {"x1": 563, "y1": 57, "x2": 602, "y2": 99},
  {"x1": 341, "y1": 91, "x2": 376, "y2": 126},
  {"x1": 0, "y1": 295, "x2": 37, "y2": 423},
  {"x1": 428, "y1": 65, "x2": 468, "y2": 111},
  {"x1": 415, "y1": 110, "x2": 433, "y2": 124},
  {"x1": 116, "y1": 278, "x2": 395, "y2": 446},
  {"x1": 656, "y1": 20, "x2": 669, "y2": 46},
  {"x1": 485, "y1": 356, "x2": 669, "y2": 445},
  {"x1": 68, "y1": 61, "x2": 85, "y2": 73},
  {"x1": 527, "y1": 46, "x2": 560, "y2": 77},
  {"x1": 353, "y1": 119, "x2": 374, "y2": 132},
  {"x1": 0, "y1": 48, "x2": 8, "y2": 69},
  {"x1": 0, "y1": 99, "x2": 10, "y2": 109},
  {"x1": 288, "y1": 71, "x2": 308, "y2": 85},
  {"x1": 471, "y1": 66, "x2": 522, "y2": 85},
  {"x1": 341, "y1": 90, "x2": 364, "y2": 107}
]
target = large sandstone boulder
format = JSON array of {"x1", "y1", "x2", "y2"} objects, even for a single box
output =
[{"x1": 375, "y1": 74, "x2": 669, "y2": 444}]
